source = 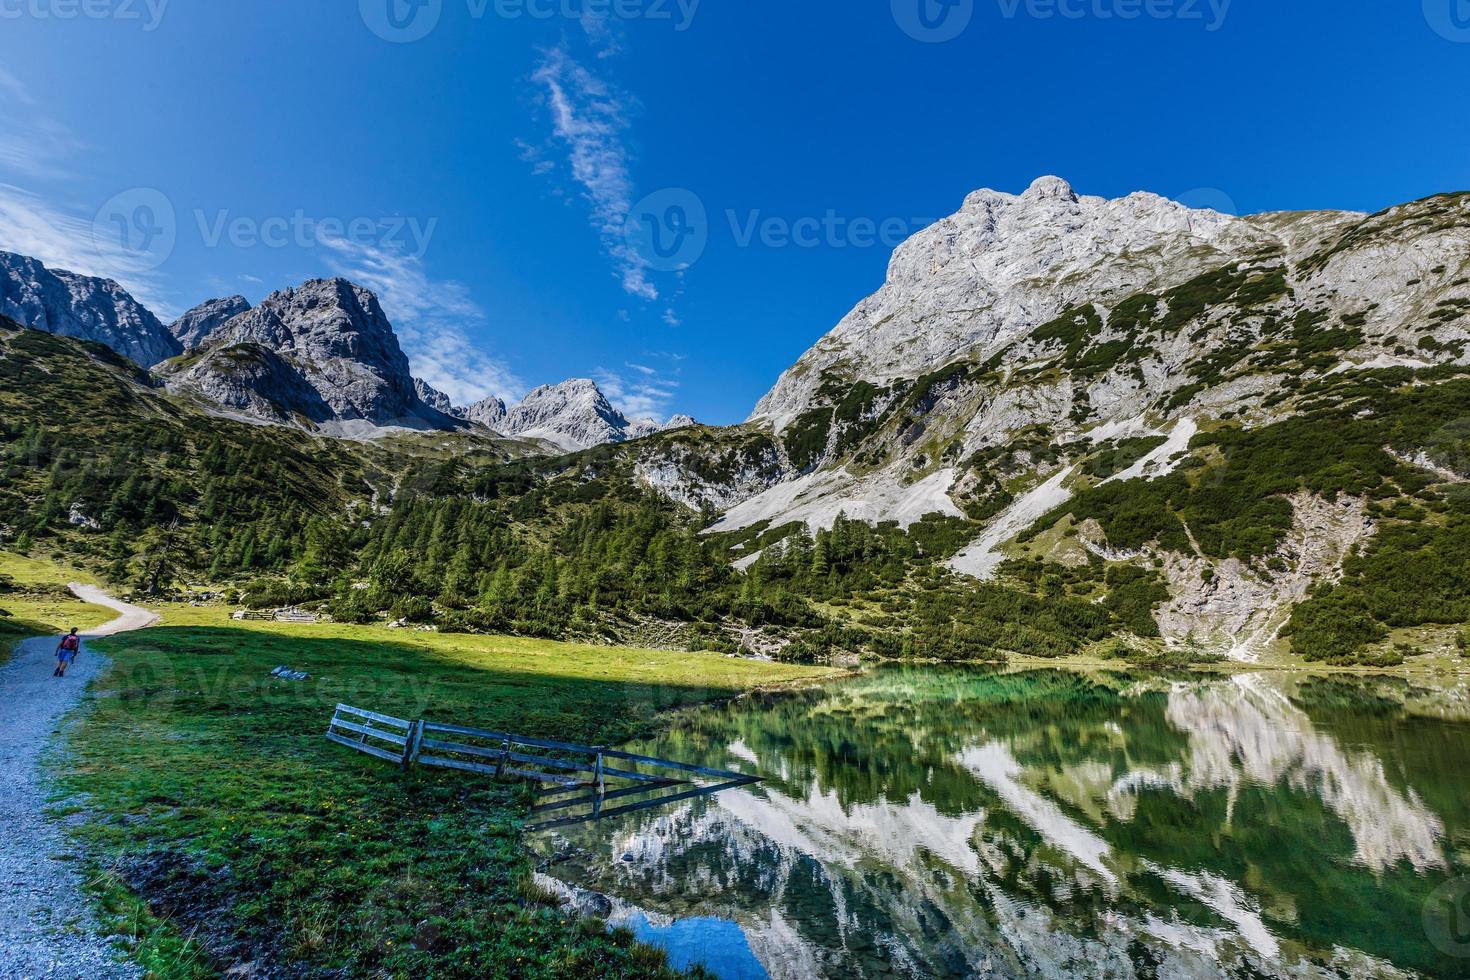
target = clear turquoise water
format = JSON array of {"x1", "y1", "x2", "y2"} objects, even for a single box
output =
[{"x1": 536, "y1": 668, "x2": 1470, "y2": 979}]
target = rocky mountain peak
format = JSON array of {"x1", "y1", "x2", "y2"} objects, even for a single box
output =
[
  {"x1": 0, "y1": 249, "x2": 181, "y2": 367},
  {"x1": 167, "y1": 277, "x2": 454, "y2": 432},
  {"x1": 168, "y1": 295, "x2": 251, "y2": 350},
  {"x1": 1021, "y1": 175, "x2": 1077, "y2": 202},
  {"x1": 463, "y1": 395, "x2": 509, "y2": 432},
  {"x1": 413, "y1": 377, "x2": 456, "y2": 415},
  {"x1": 504, "y1": 379, "x2": 627, "y2": 451},
  {"x1": 215, "y1": 278, "x2": 401, "y2": 356},
  {"x1": 753, "y1": 177, "x2": 1290, "y2": 425}
]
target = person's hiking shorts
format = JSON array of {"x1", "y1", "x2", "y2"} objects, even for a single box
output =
[{"x1": 58, "y1": 649, "x2": 77, "y2": 663}]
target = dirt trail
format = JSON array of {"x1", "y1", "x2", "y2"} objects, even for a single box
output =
[{"x1": 0, "y1": 585, "x2": 156, "y2": 979}]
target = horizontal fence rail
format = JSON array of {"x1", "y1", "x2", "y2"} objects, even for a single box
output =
[
  {"x1": 326, "y1": 704, "x2": 416, "y2": 766},
  {"x1": 325, "y1": 704, "x2": 762, "y2": 808}
]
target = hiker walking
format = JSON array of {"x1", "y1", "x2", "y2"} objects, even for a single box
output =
[{"x1": 54, "y1": 628, "x2": 80, "y2": 678}]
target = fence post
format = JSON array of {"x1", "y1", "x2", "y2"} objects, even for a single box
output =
[
  {"x1": 495, "y1": 738, "x2": 509, "y2": 778},
  {"x1": 595, "y1": 751, "x2": 606, "y2": 797},
  {"x1": 401, "y1": 720, "x2": 423, "y2": 770}
]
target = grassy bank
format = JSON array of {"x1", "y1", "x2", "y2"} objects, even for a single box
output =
[
  {"x1": 0, "y1": 550, "x2": 112, "y2": 664},
  {"x1": 62, "y1": 606, "x2": 834, "y2": 978}
]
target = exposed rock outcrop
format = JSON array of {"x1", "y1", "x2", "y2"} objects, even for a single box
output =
[
  {"x1": 413, "y1": 377, "x2": 457, "y2": 416},
  {"x1": 168, "y1": 296, "x2": 251, "y2": 350},
  {"x1": 0, "y1": 250, "x2": 181, "y2": 366},
  {"x1": 502, "y1": 379, "x2": 649, "y2": 451},
  {"x1": 462, "y1": 394, "x2": 509, "y2": 433},
  {"x1": 166, "y1": 278, "x2": 457, "y2": 432}
]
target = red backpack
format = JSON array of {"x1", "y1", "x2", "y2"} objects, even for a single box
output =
[{"x1": 61, "y1": 635, "x2": 80, "y2": 652}]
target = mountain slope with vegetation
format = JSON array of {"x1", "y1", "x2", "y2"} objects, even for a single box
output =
[
  {"x1": 623, "y1": 181, "x2": 1470, "y2": 666},
  {"x1": 3, "y1": 181, "x2": 1468, "y2": 669}
]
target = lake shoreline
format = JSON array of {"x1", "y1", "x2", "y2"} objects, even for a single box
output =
[{"x1": 541, "y1": 661, "x2": 1470, "y2": 979}]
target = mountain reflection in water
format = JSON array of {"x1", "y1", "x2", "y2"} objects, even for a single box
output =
[{"x1": 532, "y1": 668, "x2": 1470, "y2": 979}]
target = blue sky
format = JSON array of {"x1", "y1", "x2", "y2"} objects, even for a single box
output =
[{"x1": 0, "y1": 1, "x2": 1467, "y2": 423}]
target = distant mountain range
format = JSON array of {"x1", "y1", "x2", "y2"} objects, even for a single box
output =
[
  {"x1": 0, "y1": 250, "x2": 694, "y2": 449},
  {"x1": 4, "y1": 177, "x2": 1469, "y2": 665},
  {"x1": 415, "y1": 375, "x2": 695, "y2": 451}
]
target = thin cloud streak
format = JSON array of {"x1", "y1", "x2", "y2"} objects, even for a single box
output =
[
  {"x1": 321, "y1": 236, "x2": 525, "y2": 408},
  {"x1": 0, "y1": 68, "x2": 83, "y2": 183},
  {"x1": 532, "y1": 47, "x2": 656, "y2": 301},
  {"x1": 0, "y1": 182, "x2": 176, "y2": 317},
  {"x1": 0, "y1": 71, "x2": 175, "y2": 313},
  {"x1": 595, "y1": 361, "x2": 679, "y2": 419}
]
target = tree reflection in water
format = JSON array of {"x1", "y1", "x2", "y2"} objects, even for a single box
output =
[{"x1": 532, "y1": 668, "x2": 1470, "y2": 979}]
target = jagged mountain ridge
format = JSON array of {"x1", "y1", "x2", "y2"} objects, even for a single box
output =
[
  {"x1": 162, "y1": 278, "x2": 459, "y2": 433},
  {"x1": 0, "y1": 247, "x2": 694, "y2": 446},
  {"x1": 413, "y1": 377, "x2": 460, "y2": 417},
  {"x1": 501, "y1": 379, "x2": 654, "y2": 451},
  {"x1": 415, "y1": 375, "x2": 692, "y2": 450},
  {"x1": 168, "y1": 295, "x2": 252, "y2": 350},
  {"x1": 703, "y1": 178, "x2": 1469, "y2": 524},
  {"x1": 0, "y1": 250, "x2": 182, "y2": 367},
  {"x1": 754, "y1": 177, "x2": 1362, "y2": 425},
  {"x1": 632, "y1": 178, "x2": 1470, "y2": 659},
  {"x1": 461, "y1": 394, "x2": 509, "y2": 432}
]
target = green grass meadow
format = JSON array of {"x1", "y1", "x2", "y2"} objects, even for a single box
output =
[
  {"x1": 0, "y1": 550, "x2": 112, "y2": 664},
  {"x1": 62, "y1": 605, "x2": 833, "y2": 978}
]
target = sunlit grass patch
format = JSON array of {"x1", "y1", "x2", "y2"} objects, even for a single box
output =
[
  {"x1": 0, "y1": 549, "x2": 113, "y2": 663},
  {"x1": 63, "y1": 613, "x2": 830, "y2": 977}
]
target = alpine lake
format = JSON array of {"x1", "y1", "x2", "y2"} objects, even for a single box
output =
[{"x1": 530, "y1": 665, "x2": 1470, "y2": 979}]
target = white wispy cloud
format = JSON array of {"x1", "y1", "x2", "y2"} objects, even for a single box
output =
[
  {"x1": 0, "y1": 71, "x2": 178, "y2": 314},
  {"x1": 0, "y1": 182, "x2": 176, "y2": 316},
  {"x1": 0, "y1": 68, "x2": 79, "y2": 181},
  {"x1": 321, "y1": 236, "x2": 524, "y2": 407},
  {"x1": 531, "y1": 47, "x2": 656, "y2": 301},
  {"x1": 579, "y1": 11, "x2": 624, "y2": 57},
  {"x1": 594, "y1": 360, "x2": 680, "y2": 420}
]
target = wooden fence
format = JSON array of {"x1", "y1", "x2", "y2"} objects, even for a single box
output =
[
  {"x1": 326, "y1": 704, "x2": 761, "y2": 805},
  {"x1": 233, "y1": 609, "x2": 320, "y2": 623}
]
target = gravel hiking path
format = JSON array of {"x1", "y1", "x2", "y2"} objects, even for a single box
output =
[{"x1": 0, "y1": 585, "x2": 156, "y2": 979}]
